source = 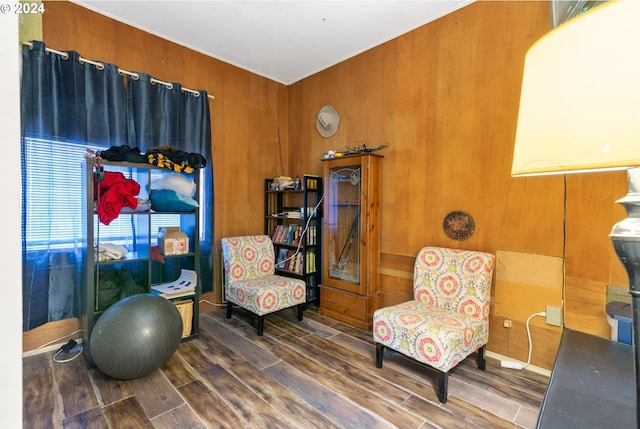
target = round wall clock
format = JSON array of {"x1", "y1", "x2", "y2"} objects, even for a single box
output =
[{"x1": 443, "y1": 211, "x2": 475, "y2": 241}]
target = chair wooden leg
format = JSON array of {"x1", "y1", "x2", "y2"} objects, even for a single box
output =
[
  {"x1": 438, "y1": 371, "x2": 448, "y2": 404},
  {"x1": 297, "y1": 304, "x2": 304, "y2": 321},
  {"x1": 257, "y1": 315, "x2": 265, "y2": 336},
  {"x1": 226, "y1": 301, "x2": 232, "y2": 319},
  {"x1": 376, "y1": 343, "x2": 384, "y2": 368},
  {"x1": 477, "y1": 345, "x2": 486, "y2": 371}
]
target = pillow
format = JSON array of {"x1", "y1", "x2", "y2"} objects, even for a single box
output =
[
  {"x1": 152, "y1": 174, "x2": 196, "y2": 197},
  {"x1": 150, "y1": 189, "x2": 199, "y2": 212}
]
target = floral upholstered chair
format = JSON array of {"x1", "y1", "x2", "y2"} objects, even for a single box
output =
[
  {"x1": 221, "y1": 235, "x2": 306, "y2": 336},
  {"x1": 373, "y1": 246, "x2": 495, "y2": 403}
]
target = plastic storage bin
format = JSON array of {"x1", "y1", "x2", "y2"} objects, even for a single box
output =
[{"x1": 606, "y1": 301, "x2": 632, "y2": 344}]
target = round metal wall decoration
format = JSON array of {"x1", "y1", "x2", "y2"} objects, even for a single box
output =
[{"x1": 443, "y1": 211, "x2": 475, "y2": 241}]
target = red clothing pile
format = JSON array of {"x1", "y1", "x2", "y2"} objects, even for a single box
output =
[{"x1": 95, "y1": 171, "x2": 140, "y2": 225}]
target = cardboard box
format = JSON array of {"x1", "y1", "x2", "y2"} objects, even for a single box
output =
[
  {"x1": 158, "y1": 226, "x2": 189, "y2": 256},
  {"x1": 607, "y1": 301, "x2": 632, "y2": 344}
]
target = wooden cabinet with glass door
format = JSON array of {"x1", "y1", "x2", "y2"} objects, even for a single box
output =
[{"x1": 319, "y1": 153, "x2": 382, "y2": 330}]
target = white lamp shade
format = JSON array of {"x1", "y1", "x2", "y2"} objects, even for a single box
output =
[{"x1": 512, "y1": 0, "x2": 640, "y2": 176}]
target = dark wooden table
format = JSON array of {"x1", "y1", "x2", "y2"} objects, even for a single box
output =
[{"x1": 537, "y1": 328, "x2": 635, "y2": 428}]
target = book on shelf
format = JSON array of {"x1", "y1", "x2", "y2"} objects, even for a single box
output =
[
  {"x1": 272, "y1": 224, "x2": 304, "y2": 245},
  {"x1": 295, "y1": 252, "x2": 303, "y2": 274},
  {"x1": 276, "y1": 247, "x2": 288, "y2": 269},
  {"x1": 272, "y1": 225, "x2": 282, "y2": 243},
  {"x1": 285, "y1": 250, "x2": 295, "y2": 271},
  {"x1": 306, "y1": 225, "x2": 317, "y2": 245},
  {"x1": 301, "y1": 207, "x2": 318, "y2": 219},
  {"x1": 151, "y1": 269, "x2": 197, "y2": 299},
  {"x1": 286, "y1": 226, "x2": 297, "y2": 244},
  {"x1": 306, "y1": 250, "x2": 316, "y2": 273},
  {"x1": 272, "y1": 176, "x2": 295, "y2": 189},
  {"x1": 303, "y1": 174, "x2": 321, "y2": 190},
  {"x1": 272, "y1": 225, "x2": 283, "y2": 243},
  {"x1": 289, "y1": 251, "x2": 297, "y2": 273}
]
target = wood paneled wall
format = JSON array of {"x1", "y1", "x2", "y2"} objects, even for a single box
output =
[
  {"x1": 286, "y1": 1, "x2": 628, "y2": 369},
  {"x1": 25, "y1": 1, "x2": 630, "y2": 370}
]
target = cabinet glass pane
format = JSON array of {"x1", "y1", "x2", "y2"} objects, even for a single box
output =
[{"x1": 327, "y1": 164, "x2": 361, "y2": 283}]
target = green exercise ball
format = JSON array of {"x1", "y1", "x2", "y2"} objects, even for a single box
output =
[{"x1": 90, "y1": 293, "x2": 183, "y2": 379}]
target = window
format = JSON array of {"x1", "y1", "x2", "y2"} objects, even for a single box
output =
[{"x1": 23, "y1": 138, "x2": 186, "y2": 250}]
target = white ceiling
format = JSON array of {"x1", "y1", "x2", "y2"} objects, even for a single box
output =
[{"x1": 72, "y1": 1, "x2": 474, "y2": 85}]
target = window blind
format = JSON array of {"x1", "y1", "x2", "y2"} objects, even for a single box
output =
[{"x1": 23, "y1": 138, "x2": 183, "y2": 249}]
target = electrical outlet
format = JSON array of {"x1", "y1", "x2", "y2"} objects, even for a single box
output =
[
  {"x1": 546, "y1": 305, "x2": 563, "y2": 326},
  {"x1": 503, "y1": 319, "x2": 512, "y2": 328}
]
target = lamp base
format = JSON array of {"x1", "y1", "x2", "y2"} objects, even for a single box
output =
[{"x1": 610, "y1": 166, "x2": 640, "y2": 428}]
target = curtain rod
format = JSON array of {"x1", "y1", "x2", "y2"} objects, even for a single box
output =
[{"x1": 22, "y1": 42, "x2": 215, "y2": 100}]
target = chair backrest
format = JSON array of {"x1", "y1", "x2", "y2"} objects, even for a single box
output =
[
  {"x1": 413, "y1": 246, "x2": 495, "y2": 322},
  {"x1": 221, "y1": 235, "x2": 275, "y2": 282}
]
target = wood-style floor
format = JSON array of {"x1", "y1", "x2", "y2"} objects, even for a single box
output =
[{"x1": 23, "y1": 306, "x2": 548, "y2": 429}]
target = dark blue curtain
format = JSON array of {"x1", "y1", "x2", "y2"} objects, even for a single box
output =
[
  {"x1": 21, "y1": 41, "x2": 128, "y2": 145},
  {"x1": 21, "y1": 41, "x2": 213, "y2": 330},
  {"x1": 127, "y1": 73, "x2": 214, "y2": 303},
  {"x1": 21, "y1": 41, "x2": 128, "y2": 330}
]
